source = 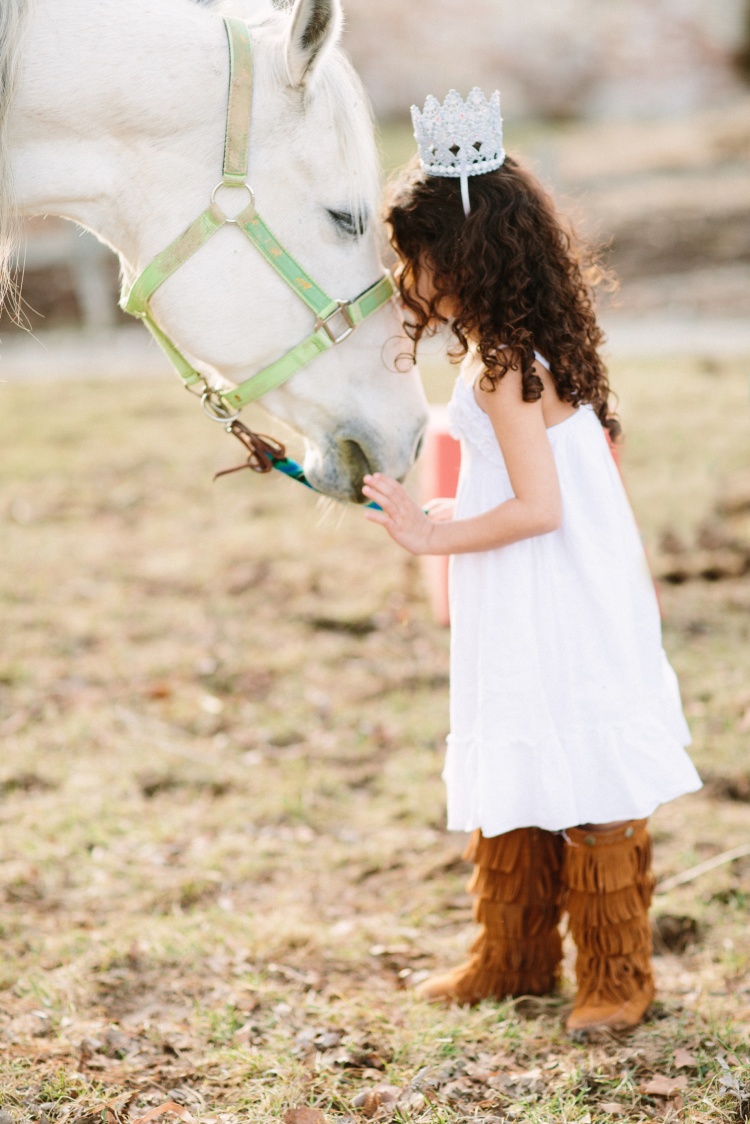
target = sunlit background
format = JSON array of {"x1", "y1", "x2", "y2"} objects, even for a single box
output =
[{"x1": 2, "y1": 0, "x2": 749, "y2": 388}]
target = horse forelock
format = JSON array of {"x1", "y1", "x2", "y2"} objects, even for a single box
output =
[{"x1": 0, "y1": 0, "x2": 29, "y2": 318}]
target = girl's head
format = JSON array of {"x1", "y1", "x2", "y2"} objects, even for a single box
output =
[{"x1": 386, "y1": 156, "x2": 620, "y2": 438}]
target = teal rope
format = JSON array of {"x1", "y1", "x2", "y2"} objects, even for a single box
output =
[{"x1": 269, "y1": 454, "x2": 382, "y2": 510}]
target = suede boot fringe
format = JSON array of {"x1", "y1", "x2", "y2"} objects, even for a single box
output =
[
  {"x1": 467, "y1": 827, "x2": 565, "y2": 998},
  {"x1": 565, "y1": 881, "x2": 653, "y2": 927},
  {"x1": 573, "y1": 946, "x2": 653, "y2": 1007},
  {"x1": 571, "y1": 914, "x2": 651, "y2": 958},
  {"x1": 475, "y1": 897, "x2": 562, "y2": 938},
  {"x1": 416, "y1": 826, "x2": 565, "y2": 1005},
  {"x1": 468, "y1": 929, "x2": 563, "y2": 973},
  {"x1": 465, "y1": 827, "x2": 564, "y2": 879},
  {"x1": 563, "y1": 821, "x2": 653, "y2": 895},
  {"x1": 563, "y1": 820, "x2": 655, "y2": 1029}
]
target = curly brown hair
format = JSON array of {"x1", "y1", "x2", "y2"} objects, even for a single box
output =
[{"x1": 386, "y1": 155, "x2": 620, "y2": 438}]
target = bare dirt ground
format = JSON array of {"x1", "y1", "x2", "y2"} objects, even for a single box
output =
[{"x1": 0, "y1": 353, "x2": 748, "y2": 1123}]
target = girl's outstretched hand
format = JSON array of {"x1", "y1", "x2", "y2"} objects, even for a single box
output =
[{"x1": 362, "y1": 474, "x2": 435, "y2": 555}]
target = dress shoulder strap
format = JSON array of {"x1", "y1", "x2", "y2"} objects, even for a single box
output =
[{"x1": 463, "y1": 345, "x2": 551, "y2": 388}]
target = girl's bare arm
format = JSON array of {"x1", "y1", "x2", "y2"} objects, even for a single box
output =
[{"x1": 363, "y1": 366, "x2": 562, "y2": 556}]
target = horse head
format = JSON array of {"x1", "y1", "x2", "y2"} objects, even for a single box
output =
[
  {"x1": 4, "y1": 0, "x2": 428, "y2": 503},
  {"x1": 128, "y1": 0, "x2": 429, "y2": 502}
]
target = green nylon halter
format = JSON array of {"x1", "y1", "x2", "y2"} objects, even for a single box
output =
[{"x1": 120, "y1": 16, "x2": 396, "y2": 416}]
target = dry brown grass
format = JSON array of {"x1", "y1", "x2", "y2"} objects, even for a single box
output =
[{"x1": 0, "y1": 354, "x2": 748, "y2": 1123}]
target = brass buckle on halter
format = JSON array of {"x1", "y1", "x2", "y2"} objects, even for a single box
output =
[{"x1": 316, "y1": 300, "x2": 355, "y2": 345}]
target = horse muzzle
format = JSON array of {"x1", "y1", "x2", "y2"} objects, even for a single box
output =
[{"x1": 305, "y1": 425, "x2": 426, "y2": 503}]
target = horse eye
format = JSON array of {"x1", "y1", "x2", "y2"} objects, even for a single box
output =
[{"x1": 327, "y1": 209, "x2": 367, "y2": 238}]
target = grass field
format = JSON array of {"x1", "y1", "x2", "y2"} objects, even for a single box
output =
[{"x1": 0, "y1": 352, "x2": 749, "y2": 1123}]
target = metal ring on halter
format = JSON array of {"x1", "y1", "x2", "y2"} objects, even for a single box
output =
[
  {"x1": 210, "y1": 181, "x2": 256, "y2": 224},
  {"x1": 201, "y1": 388, "x2": 241, "y2": 422}
]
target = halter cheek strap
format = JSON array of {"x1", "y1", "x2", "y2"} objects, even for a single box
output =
[{"x1": 120, "y1": 17, "x2": 395, "y2": 416}]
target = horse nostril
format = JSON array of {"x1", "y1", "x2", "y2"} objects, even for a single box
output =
[
  {"x1": 340, "y1": 439, "x2": 373, "y2": 495},
  {"x1": 414, "y1": 429, "x2": 426, "y2": 461}
]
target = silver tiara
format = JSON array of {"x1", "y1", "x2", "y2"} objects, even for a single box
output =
[{"x1": 410, "y1": 88, "x2": 506, "y2": 216}]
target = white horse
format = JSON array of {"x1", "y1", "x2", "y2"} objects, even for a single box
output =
[{"x1": 1, "y1": 0, "x2": 428, "y2": 500}]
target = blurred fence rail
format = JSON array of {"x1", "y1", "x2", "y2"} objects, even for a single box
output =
[{"x1": 9, "y1": 217, "x2": 124, "y2": 333}]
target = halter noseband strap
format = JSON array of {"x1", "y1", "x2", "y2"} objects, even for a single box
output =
[{"x1": 120, "y1": 17, "x2": 395, "y2": 415}]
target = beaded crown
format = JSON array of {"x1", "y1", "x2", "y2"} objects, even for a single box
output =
[{"x1": 410, "y1": 88, "x2": 505, "y2": 214}]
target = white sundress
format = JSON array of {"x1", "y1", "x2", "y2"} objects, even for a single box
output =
[{"x1": 444, "y1": 357, "x2": 702, "y2": 837}]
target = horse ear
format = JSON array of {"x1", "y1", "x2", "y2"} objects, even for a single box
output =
[{"x1": 285, "y1": 0, "x2": 343, "y2": 87}]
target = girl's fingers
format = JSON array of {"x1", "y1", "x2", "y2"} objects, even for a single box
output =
[
  {"x1": 365, "y1": 476, "x2": 416, "y2": 515},
  {"x1": 364, "y1": 509, "x2": 391, "y2": 527},
  {"x1": 364, "y1": 475, "x2": 427, "y2": 551},
  {"x1": 363, "y1": 474, "x2": 403, "y2": 501},
  {"x1": 362, "y1": 485, "x2": 398, "y2": 515}
]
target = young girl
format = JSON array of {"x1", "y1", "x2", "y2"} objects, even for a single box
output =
[{"x1": 362, "y1": 89, "x2": 702, "y2": 1033}]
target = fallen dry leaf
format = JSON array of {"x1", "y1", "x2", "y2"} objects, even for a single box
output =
[
  {"x1": 464, "y1": 1061, "x2": 493, "y2": 1082},
  {"x1": 640, "y1": 1075, "x2": 688, "y2": 1097},
  {"x1": 673, "y1": 1048, "x2": 698, "y2": 1069},
  {"x1": 350, "y1": 1087, "x2": 401, "y2": 1118},
  {"x1": 599, "y1": 1104, "x2": 627, "y2": 1116},
  {"x1": 132, "y1": 1104, "x2": 197, "y2": 1124},
  {"x1": 89, "y1": 1092, "x2": 138, "y2": 1124},
  {"x1": 283, "y1": 1110, "x2": 328, "y2": 1124},
  {"x1": 494, "y1": 1067, "x2": 546, "y2": 1096},
  {"x1": 398, "y1": 1090, "x2": 426, "y2": 1113}
]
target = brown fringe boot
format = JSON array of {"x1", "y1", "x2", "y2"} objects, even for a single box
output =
[
  {"x1": 416, "y1": 827, "x2": 565, "y2": 1005},
  {"x1": 563, "y1": 819, "x2": 656, "y2": 1033}
]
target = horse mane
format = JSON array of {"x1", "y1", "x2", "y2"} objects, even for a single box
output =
[{"x1": 0, "y1": 0, "x2": 29, "y2": 319}]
